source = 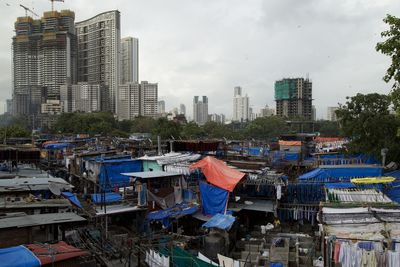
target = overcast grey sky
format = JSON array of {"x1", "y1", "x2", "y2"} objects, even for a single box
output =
[{"x1": 0, "y1": 0, "x2": 399, "y2": 118}]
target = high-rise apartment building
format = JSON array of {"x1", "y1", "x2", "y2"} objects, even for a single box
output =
[
  {"x1": 259, "y1": 105, "x2": 275, "y2": 117},
  {"x1": 140, "y1": 81, "x2": 158, "y2": 117},
  {"x1": 76, "y1": 11, "x2": 121, "y2": 113},
  {"x1": 312, "y1": 105, "x2": 317, "y2": 121},
  {"x1": 12, "y1": 10, "x2": 77, "y2": 116},
  {"x1": 193, "y1": 96, "x2": 208, "y2": 125},
  {"x1": 275, "y1": 78, "x2": 313, "y2": 120},
  {"x1": 117, "y1": 81, "x2": 158, "y2": 120},
  {"x1": 233, "y1": 86, "x2": 250, "y2": 122},
  {"x1": 158, "y1": 100, "x2": 166, "y2": 114},
  {"x1": 60, "y1": 82, "x2": 107, "y2": 113},
  {"x1": 180, "y1": 104, "x2": 186, "y2": 115},
  {"x1": 209, "y1": 113, "x2": 225, "y2": 124},
  {"x1": 121, "y1": 37, "x2": 138, "y2": 83},
  {"x1": 327, "y1": 107, "x2": 339, "y2": 121}
]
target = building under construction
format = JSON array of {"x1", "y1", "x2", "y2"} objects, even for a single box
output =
[
  {"x1": 274, "y1": 77, "x2": 313, "y2": 121},
  {"x1": 12, "y1": 9, "x2": 77, "y2": 116}
]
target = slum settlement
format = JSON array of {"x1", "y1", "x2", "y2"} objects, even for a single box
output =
[{"x1": 0, "y1": 135, "x2": 398, "y2": 267}]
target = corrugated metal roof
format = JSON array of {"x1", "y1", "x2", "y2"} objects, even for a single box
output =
[
  {"x1": 121, "y1": 171, "x2": 180, "y2": 179},
  {"x1": 0, "y1": 212, "x2": 86, "y2": 229},
  {"x1": 0, "y1": 178, "x2": 72, "y2": 192}
]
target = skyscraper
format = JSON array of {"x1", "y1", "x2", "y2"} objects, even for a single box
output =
[
  {"x1": 12, "y1": 10, "x2": 77, "y2": 116},
  {"x1": 140, "y1": 81, "x2": 158, "y2": 117},
  {"x1": 327, "y1": 107, "x2": 339, "y2": 121},
  {"x1": 76, "y1": 11, "x2": 121, "y2": 113},
  {"x1": 61, "y1": 82, "x2": 107, "y2": 113},
  {"x1": 193, "y1": 96, "x2": 208, "y2": 125},
  {"x1": 121, "y1": 37, "x2": 139, "y2": 83},
  {"x1": 274, "y1": 78, "x2": 313, "y2": 120},
  {"x1": 233, "y1": 86, "x2": 250, "y2": 122},
  {"x1": 158, "y1": 100, "x2": 166, "y2": 114},
  {"x1": 180, "y1": 104, "x2": 186, "y2": 115},
  {"x1": 117, "y1": 81, "x2": 158, "y2": 120}
]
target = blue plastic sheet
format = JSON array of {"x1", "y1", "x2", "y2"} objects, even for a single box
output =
[
  {"x1": 202, "y1": 213, "x2": 235, "y2": 230},
  {"x1": 284, "y1": 153, "x2": 299, "y2": 161},
  {"x1": 0, "y1": 245, "x2": 40, "y2": 267},
  {"x1": 147, "y1": 203, "x2": 199, "y2": 227},
  {"x1": 299, "y1": 166, "x2": 383, "y2": 182},
  {"x1": 91, "y1": 192, "x2": 122, "y2": 203},
  {"x1": 44, "y1": 143, "x2": 73, "y2": 150},
  {"x1": 200, "y1": 181, "x2": 229, "y2": 215},
  {"x1": 98, "y1": 159, "x2": 142, "y2": 189},
  {"x1": 270, "y1": 263, "x2": 284, "y2": 267},
  {"x1": 61, "y1": 192, "x2": 83, "y2": 209}
]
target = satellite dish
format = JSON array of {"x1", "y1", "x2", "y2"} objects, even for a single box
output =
[{"x1": 49, "y1": 183, "x2": 62, "y2": 196}]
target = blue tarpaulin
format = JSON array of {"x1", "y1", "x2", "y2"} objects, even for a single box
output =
[
  {"x1": 98, "y1": 159, "x2": 142, "y2": 189},
  {"x1": 298, "y1": 166, "x2": 383, "y2": 182},
  {"x1": 44, "y1": 143, "x2": 73, "y2": 150},
  {"x1": 0, "y1": 245, "x2": 40, "y2": 267},
  {"x1": 199, "y1": 181, "x2": 229, "y2": 215},
  {"x1": 284, "y1": 153, "x2": 299, "y2": 161},
  {"x1": 61, "y1": 192, "x2": 83, "y2": 209},
  {"x1": 202, "y1": 213, "x2": 236, "y2": 230},
  {"x1": 91, "y1": 192, "x2": 122, "y2": 203},
  {"x1": 147, "y1": 203, "x2": 199, "y2": 227}
]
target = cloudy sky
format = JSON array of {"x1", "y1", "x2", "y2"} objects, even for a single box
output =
[{"x1": 0, "y1": 0, "x2": 399, "y2": 119}]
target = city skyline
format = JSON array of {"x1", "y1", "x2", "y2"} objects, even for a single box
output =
[{"x1": 0, "y1": 0, "x2": 399, "y2": 118}]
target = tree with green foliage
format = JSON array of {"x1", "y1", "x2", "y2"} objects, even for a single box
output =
[
  {"x1": 245, "y1": 116, "x2": 288, "y2": 140},
  {"x1": 376, "y1": 15, "x2": 400, "y2": 114},
  {"x1": 0, "y1": 125, "x2": 30, "y2": 140},
  {"x1": 130, "y1": 117, "x2": 157, "y2": 133},
  {"x1": 336, "y1": 93, "x2": 400, "y2": 162},
  {"x1": 152, "y1": 118, "x2": 182, "y2": 140},
  {"x1": 181, "y1": 121, "x2": 205, "y2": 139},
  {"x1": 53, "y1": 112, "x2": 121, "y2": 136},
  {"x1": 314, "y1": 120, "x2": 341, "y2": 137}
]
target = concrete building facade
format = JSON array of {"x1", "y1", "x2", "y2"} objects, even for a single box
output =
[
  {"x1": 60, "y1": 82, "x2": 107, "y2": 113},
  {"x1": 118, "y1": 81, "x2": 158, "y2": 120},
  {"x1": 158, "y1": 100, "x2": 165, "y2": 114},
  {"x1": 233, "y1": 86, "x2": 250, "y2": 122},
  {"x1": 75, "y1": 10, "x2": 121, "y2": 113},
  {"x1": 193, "y1": 96, "x2": 208, "y2": 125},
  {"x1": 274, "y1": 78, "x2": 313, "y2": 120},
  {"x1": 12, "y1": 10, "x2": 77, "y2": 116},
  {"x1": 121, "y1": 37, "x2": 138, "y2": 84},
  {"x1": 327, "y1": 107, "x2": 339, "y2": 121}
]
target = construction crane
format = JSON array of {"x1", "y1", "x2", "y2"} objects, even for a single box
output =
[
  {"x1": 20, "y1": 4, "x2": 39, "y2": 17},
  {"x1": 50, "y1": 0, "x2": 64, "y2": 11}
]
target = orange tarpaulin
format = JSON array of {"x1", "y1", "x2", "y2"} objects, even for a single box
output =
[
  {"x1": 189, "y1": 156, "x2": 245, "y2": 192},
  {"x1": 278, "y1": 140, "x2": 302, "y2": 146}
]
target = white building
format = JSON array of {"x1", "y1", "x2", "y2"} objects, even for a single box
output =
[
  {"x1": 76, "y1": 10, "x2": 121, "y2": 113},
  {"x1": 312, "y1": 105, "x2": 317, "y2": 121},
  {"x1": 121, "y1": 37, "x2": 139, "y2": 83},
  {"x1": 327, "y1": 107, "x2": 339, "y2": 121},
  {"x1": 193, "y1": 96, "x2": 208, "y2": 125},
  {"x1": 259, "y1": 105, "x2": 275, "y2": 117},
  {"x1": 209, "y1": 113, "x2": 225, "y2": 124},
  {"x1": 158, "y1": 100, "x2": 166, "y2": 114},
  {"x1": 117, "y1": 81, "x2": 158, "y2": 120},
  {"x1": 180, "y1": 104, "x2": 186, "y2": 115},
  {"x1": 60, "y1": 83, "x2": 107, "y2": 113},
  {"x1": 118, "y1": 83, "x2": 140, "y2": 120},
  {"x1": 233, "y1": 86, "x2": 250, "y2": 122}
]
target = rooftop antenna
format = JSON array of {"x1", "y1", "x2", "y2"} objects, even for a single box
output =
[
  {"x1": 20, "y1": 4, "x2": 39, "y2": 17},
  {"x1": 49, "y1": 0, "x2": 64, "y2": 12}
]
